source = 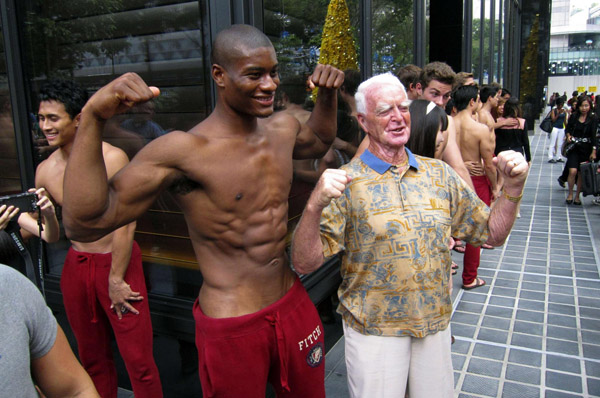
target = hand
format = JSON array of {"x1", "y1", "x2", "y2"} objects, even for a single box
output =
[
  {"x1": 493, "y1": 150, "x2": 529, "y2": 189},
  {"x1": 0, "y1": 204, "x2": 19, "y2": 230},
  {"x1": 307, "y1": 64, "x2": 345, "y2": 91},
  {"x1": 311, "y1": 168, "x2": 351, "y2": 209},
  {"x1": 29, "y1": 188, "x2": 55, "y2": 218},
  {"x1": 109, "y1": 278, "x2": 143, "y2": 320},
  {"x1": 85, "y1": 73, "x2": 160, "y2": 121}
]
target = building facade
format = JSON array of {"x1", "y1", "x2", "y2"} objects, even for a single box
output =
[{"x1": 0, "y1": 0, "x2": 548, "y2": 394}]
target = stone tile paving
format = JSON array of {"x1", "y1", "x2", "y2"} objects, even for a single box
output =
[{"x1": 324, "y1": 128, "x2": 600, "y2": 398}]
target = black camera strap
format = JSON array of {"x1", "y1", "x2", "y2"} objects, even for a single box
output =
[
  {"x1": 36, "y1": 209, "x2": 46, "y2": 299},
  {"x1": 5, "y1": 214, "x2": 46, "y2": 298}
]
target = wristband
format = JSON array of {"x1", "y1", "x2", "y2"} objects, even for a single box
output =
[{"x1": 503, "y1": 189, "x2": 523, "y2": 203}]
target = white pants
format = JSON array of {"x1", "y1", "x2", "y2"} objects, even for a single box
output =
[
  {"x1": 548, "y1": 127, "x2": 566, "y2": 161},
  {"x1": 343, "y1": 321, "x2": 454, "y2": 398}
]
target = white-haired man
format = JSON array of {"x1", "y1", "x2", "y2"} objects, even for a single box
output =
[{"x1": 291, "y1": 73, "x2": 528, "y2": 397}]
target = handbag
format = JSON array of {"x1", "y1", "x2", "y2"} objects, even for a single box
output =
[
  {"x1": 540, "y1": 111, "x2": 553, "y2": 133},
  {"x1": 561, "y1": 140, "x2": 576, "y2": 157}
]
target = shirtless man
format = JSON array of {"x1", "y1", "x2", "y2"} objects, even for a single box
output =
[
  {"x1": 62, "y1": 24, "x2": 344, "y2": 397},
  {"x1": 35, "y1": 80, "x2": 162, "y2": 398},
  {"x1": 477, "y1": 84, "x2": 500, "y2": 131},
  {"x1": 452, "y1": 85, "x2": 498, "y2": 290}
]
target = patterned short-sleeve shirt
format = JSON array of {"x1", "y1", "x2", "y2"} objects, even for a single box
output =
[{"x1": 320, "y1": 148, "x2": 490, "y2": 338}]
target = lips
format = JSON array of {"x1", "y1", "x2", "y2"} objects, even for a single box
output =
[{"x1": 255, "y1": 95, "x2": 274, "y2": 106}]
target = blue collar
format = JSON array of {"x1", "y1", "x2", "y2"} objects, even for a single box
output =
[{"x1": 359, "y1": 148, "x2": 419, "y2": 175}]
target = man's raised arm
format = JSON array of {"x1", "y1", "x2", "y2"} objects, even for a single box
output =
[
  {"x1": 63, "y1": 73, "x2": 159, "y2": 241},
  {"x1": 293, "y1": 65, "x2": 345, "y2": 159}
]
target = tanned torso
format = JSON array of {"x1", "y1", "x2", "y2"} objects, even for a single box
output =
[
  {"x1": 454, "y1": 111, "x2": 493, "y2": 169},
  {"x1": 128, "y1": 112, "x2": 302, "y2": 318},
  {"x1": 36, "y1": 144, "x2": 117, "y2": 253}
]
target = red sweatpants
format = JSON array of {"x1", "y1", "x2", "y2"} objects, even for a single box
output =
[
  {"x1": 463, "y1": 175, "x2": 493, "y2": 285},
  {"x1": 193, "y1": 276, "x2": 326, "y2": 398},
  {"x1": 61, "y1": 242, "x2": 162, "y2": 398}
]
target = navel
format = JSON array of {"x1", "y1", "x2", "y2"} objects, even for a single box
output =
[{"x1": 235, "y1": 193, "x2": 243, "y2": 201}]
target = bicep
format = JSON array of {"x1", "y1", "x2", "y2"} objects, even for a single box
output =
[{"x1": 32, "y1": 325, "x2": 99, "y2": 398}]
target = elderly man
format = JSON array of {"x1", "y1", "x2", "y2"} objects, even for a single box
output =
[{"x1": 291, "y1": 73, "x2": 528, "y2": 398}]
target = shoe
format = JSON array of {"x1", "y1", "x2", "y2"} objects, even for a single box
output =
[
  {"x1": 548, "y1": 159, "x2": 556, "y2": 163},
  {"x1": 481, "y1": 244, "x2": 494, "y2": 250},
  {"x1": 565, "y1": 199, "x2": 573, "y2": 204},
  {"x1": 453, "y1": 245, "x2": 466, "y2": 253},
  {"x1": 557, "y1": 158, "x2": 564, "y2": 162},
  {"x1": 451, "y1": 335, "x2": 455, "y2": 344},
  {"x1": 462, "y1": 278, "x2": 486, "y2": 290},
  {"x1": 573, "y1": 200, "x2": 582, "y2": 205},
  {"x1": 592, "y1": 198, "x2": 600, "y2": 206},
  {"x1": 557, "y1": 177, "x2": 566, "y2": 188}
]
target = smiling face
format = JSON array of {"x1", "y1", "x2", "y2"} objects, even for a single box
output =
[
  {"x1": 358, "y1": 84, "x2": 411, "y2": 151},
  {"x1": 38, "y1": 100, "x2": 78, "y2": 148},
  {"x1": 217, "y1": 45, "x2": 280, "y2": 118}
]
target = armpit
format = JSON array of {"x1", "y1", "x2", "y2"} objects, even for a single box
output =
[{"x1": 168, "y1": 176, "x2": 201, "y2": 195}]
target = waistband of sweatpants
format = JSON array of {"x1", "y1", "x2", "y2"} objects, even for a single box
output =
[{"x1": 193, "y1": 275, "x2": 307, "y2": 338}]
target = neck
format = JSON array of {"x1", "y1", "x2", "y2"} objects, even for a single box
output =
[
  {"x1": 368, "y1": 141, "x2": 407, "y2": 165},
  {"x1": 212, "y1": 102, "x2": 259, "y2": 134}
]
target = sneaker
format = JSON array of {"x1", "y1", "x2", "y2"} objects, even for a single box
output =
[
  {"x1": 548, "y1": 159, "x2": 557, "y2": 163},
  {"x1": 557, "y1": 177, "x2": 566, "y2": 188},
  {"x1": 593, "y1": 198, "x2": 600, "y2": 206},
  {"x1": 557, "y1": 158, "x2": 564, "y2": 162}
]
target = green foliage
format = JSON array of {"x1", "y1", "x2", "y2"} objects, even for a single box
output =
[
  {"x1": 519, "y1": 15, "x2": 539, "y2": 104},
  {"x1": 372, "y1": 0, "x2": 414, "y2": 73}
]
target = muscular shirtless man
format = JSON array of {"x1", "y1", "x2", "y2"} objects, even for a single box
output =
[
  {"x1": 62, "y1": 24, "x2": 344, "y2": 397},
  {"x1": 477, "y1": 84, "x2": 500, "y2": 131},
  {"x1": 35, "y1": 80, "x2": 162, "y2": 398},
  {"x1": 453, "y1": 85, "x2": 498, "y2": 290}
]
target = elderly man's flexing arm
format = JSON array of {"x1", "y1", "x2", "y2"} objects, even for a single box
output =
[
  {"x1": 63, "y1": 73, "x2": 169, "y2": 241},
  {"x1": 485, "y1": 150, "x2": 528, "y2": 246},
  {"x1": 442, "y1": 117, "x2": 475, "y2": 190},
  {"x1": 291, "y1": 169, "x2": 352, "y2": 274},
  {"x1": 292, "y1": 65, "x2": 345, "y2": 159}
]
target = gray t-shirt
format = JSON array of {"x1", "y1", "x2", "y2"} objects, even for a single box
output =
[{"x1": 0, "y1": 265, "x2": 57, "y2": 397}]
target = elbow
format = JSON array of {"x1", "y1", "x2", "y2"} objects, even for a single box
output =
[
  {"x1": 291, "y1": 252, "x2": 324, "y2": 275},
  {"x1": 62, "y1": 211, "x2": 106, "y2": 242}
]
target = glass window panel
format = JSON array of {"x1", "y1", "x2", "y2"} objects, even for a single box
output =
[
  {"x1": 472, "y1": 0, "x2": 482, "y2": 83},
  {"x1": 495, "y1": 0, "x2": 503, "y2": 85},
  {"x1": 0, "y1": 23, "x2": 22, "y2": 195},
  {"x1": 17, "y1": 0, "x2": 210, "y2": 299},
  {"x1": 372, "y1": 0, "x2": 414, "y2": 74}
]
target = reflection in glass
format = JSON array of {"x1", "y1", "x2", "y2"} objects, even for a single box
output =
[
  {"x1": 0, "y1": 24, "x2": 22, "y2": 195},
  {"x1": 372, "y1": 0, "x2": 414, "y2": 74},
  {"x1": 17, "y1": 0, "x2": 209, "y2": 299}
]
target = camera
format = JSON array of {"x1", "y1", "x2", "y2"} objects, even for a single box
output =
[{"x1": 0, "y1": 192, "x2": 38, "y2": 213}]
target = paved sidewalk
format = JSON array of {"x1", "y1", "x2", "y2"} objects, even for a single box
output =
[{"x1": 324, "y1": 127, "x2": 600, "y2": 397}]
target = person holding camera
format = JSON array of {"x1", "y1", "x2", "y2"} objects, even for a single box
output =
[
  {"x1": 0, "y1": 188, "x2": 60, "y2": 269},
  {"x1": 34, "y1": 79, "x2": 162, "y2": 398}
]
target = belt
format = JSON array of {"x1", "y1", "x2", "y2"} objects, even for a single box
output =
[{"x1": 572, "y1": 137, "x2": 590, "y2": 143}]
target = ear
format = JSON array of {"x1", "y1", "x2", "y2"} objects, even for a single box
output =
[
  {"x1": 356, "y1": 114, "x2": 368, "y2": 133},
  {"x1": 415, "y1": 82, "x2": 423, "y2": 96},
  {"x1": 212, "y1": 64, "x2": 226, "y2": 88},
  {"x1": 74, "y1": 113, "x2": 82, "y2": 127}
]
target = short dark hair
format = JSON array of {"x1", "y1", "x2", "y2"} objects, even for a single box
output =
[
  {"x1": 211, "y1": 24, "x2": 273, "y2": 69},
  {"x1": 420, "y1": 62, "x2": 456, "y2": 89},
  {"x1": 407, "y1": 99, "x2": 448, "y2": 158},
  {"x1": 501, "y1": 88, "x2": 511, "y2": 97},
  {"x1": 342, "y1": 69, "x2": 361, "y2": 96},
  {"x1": 555, "y1": 97, "x2": 565, "y2": 107},
  {"x1": 480, "y1": 85, "x2": 500, "y2": 104},
  {"x1": 453, "y1": 85, "x2": 479, "y2": 112},
  {"x1": 39, "y1": 79, "x2": 88, "y2": 119},
  {"x1": 455, "y1": 71, "x2": 474, "y2": 88},
  {"x1": 396, "y1": 64, "x2": 422, "y2": 90}
]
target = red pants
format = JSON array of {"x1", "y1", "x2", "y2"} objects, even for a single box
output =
[
  {"x1": 463, "y1": 175, "x2": 493, "y2": 285},
  {"x1": 61, "y1": 242, "x2": 162, "y2": 398},
  {"x1": 193, "y1": 277, "x2": 325, "y2": 398}
]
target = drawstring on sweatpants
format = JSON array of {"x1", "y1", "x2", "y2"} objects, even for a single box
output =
[
  {"x1": 266, "y1": 312, "x2": 290, "y2": 392},
  {"x1": 77, "y1": 253, "x2": 98, "y2": 323}
]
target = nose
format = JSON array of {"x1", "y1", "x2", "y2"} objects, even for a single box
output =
[
  {"x1": 39, "y1": 118, "x2": 51, "y2": 132},
  {"x1": 262, "y1": 74, "x2": 278, "y2": 92},
  {"x1": 433, "y1": 97, "x2": 444, "y2": 107}
]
